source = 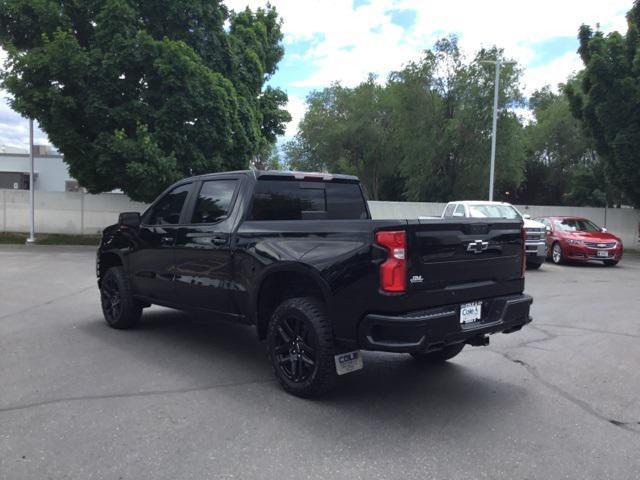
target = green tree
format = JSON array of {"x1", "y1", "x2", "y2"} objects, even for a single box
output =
[
  {"x1": 284, "y1": 38, "x2": 526, "y2": 202},
  {"x1": 0, "y1": 0, "x2": 290, "y2": 201},
  {"x1": 389, "y1": 39, "x2": 525, "y2": 202},
  {"x1": 566, "y1": 1, "x2": 640, "y2": 206},
  {"x1": 518, "y1": 85, "x2": 600, "y2": 205},
  {"x1": 283, "y1": 76, "x2": 397, "y2": 200}
]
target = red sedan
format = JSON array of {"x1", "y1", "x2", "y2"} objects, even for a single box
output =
[{"x1": 534, "y1": 216, "x2": 623, "y2": 266}]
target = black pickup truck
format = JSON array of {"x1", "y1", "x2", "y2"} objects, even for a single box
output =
[{"x1": 97, "y1": 170, "x2": 532, "y2": 396}]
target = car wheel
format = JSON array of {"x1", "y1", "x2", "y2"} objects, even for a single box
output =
[
  {"x1": 603, "y1": 260, "x2": 619, "y2": 267},
  {"x1": 267, "y1": 297, "x2": 337, "y2": 397},
  {"x1": 551, "y1": 242, "x2": 564, "y2": 265},
  {"x1": 100, "y1": 266, "x2": 143, "y2": 329},
  {"x1": 410, "y1": 343, "x2": 465, "y2": 363},
  {"x1": 526, "y1": 262, "x2": 542, "y2": 270}
]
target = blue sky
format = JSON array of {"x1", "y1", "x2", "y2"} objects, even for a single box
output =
[{"x1": 0, "y1": 0, "x2": 631, "y2": 149}]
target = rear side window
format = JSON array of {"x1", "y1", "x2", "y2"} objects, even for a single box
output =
[
  {"x1": 250, "y1": 180, "x2": 368, "y2": 220},
  {"x1": 191, "y1": 180, "x2": 237, "y2": 224},
  {"x1": 143, "y1": 183, "x2": 191, "y2": 225}
]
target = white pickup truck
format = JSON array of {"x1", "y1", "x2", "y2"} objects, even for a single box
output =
[{"x1": 441, "y1": 201, "x2": 547, "y2": 269}]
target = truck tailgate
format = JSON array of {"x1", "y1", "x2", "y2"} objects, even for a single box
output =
[{"x1": 405, "y1": 219, "x2": 523, "y2": 292}]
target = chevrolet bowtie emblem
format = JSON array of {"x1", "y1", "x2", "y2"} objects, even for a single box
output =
[{"x1": 467, "y1": 239, "x2": 489, "y2": 254}]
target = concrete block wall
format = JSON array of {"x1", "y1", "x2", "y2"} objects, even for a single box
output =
[{"x1": 1, "y1": 189, "x2": 148, "y2": 235}]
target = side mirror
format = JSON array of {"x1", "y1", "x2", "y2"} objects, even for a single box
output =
[
  {"x1": 602, "y1": 227, "x2": 608, "y2": 233},
  {"x1": 545, "y1": 226, "x2": 551, "y2": 233},
  {"x1": 118, "y1": 212, "x2": 141, "y2": 229},
  {"x1": 453, "y1": 211, "x2": 465, "y2": 218},
  {"x1": 523, "y1": 214, "x2": 531, "y2": 220}
]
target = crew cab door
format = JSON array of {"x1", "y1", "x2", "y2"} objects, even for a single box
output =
[
  {"x1": 129, "y1": 182, "x2": 194, "y2": 302},
  {"x1": 173, "y1": 176, "x2": 242, "y2": 316}
]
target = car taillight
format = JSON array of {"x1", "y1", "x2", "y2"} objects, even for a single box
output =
[
  {"x1": 375, "y1": 230, "x2": 407, "y2": 293},
  {"x1": 520, "y1": 226, "x2": 526, "y2": 278}
]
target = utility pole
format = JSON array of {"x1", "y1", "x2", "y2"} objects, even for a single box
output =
[
  {"x1": 26, "y1": 118, "x2": 35, "y2": 244},
  {"x1": 481, "y1": 58, "x2": 515, "y2": 201}
]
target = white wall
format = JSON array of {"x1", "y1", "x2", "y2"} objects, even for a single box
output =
[
  {"x1": 1, "y1": 190, "x2": 639, "y2": 249},
  {"x1": 0, "y1": 154, "x2": 72, "y2": 192}
]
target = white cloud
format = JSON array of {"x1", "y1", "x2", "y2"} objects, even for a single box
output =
[
  {"x1": 524, "y1": 51, "x2": 584, "y2": 94},
  {"x1": 1, "y1": 89, "x2": 51, "y2": 149},
  {"x1": 227, "y1": 0, "x2": 630, "y2": 134},
  {"x1": 284, "y1": 93, "x2": 307, "y2": 137}
]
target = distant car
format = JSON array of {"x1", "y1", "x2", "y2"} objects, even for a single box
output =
[
  {"x1": 442, "y1": 201, "x2": 546, "y2": 269},
  {"x1": 534, "y1": 216, "x2": 623, "y2": 266}
]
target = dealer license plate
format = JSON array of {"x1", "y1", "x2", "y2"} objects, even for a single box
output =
[
  {"x1": 460, "y1": 302, "x2": 482, "y2": 324},
  {"x1": 334, "y1": 351, "x2": 363, "y2": 375},
  {"x1": 597, "y1": 250, "x2": 609, "y2": 258}
]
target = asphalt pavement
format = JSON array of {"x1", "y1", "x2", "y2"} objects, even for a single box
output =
[{"x1": 1, "y1": 245, "x2": 639, "y2": 479}]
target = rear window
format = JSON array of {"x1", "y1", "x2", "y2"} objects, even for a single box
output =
[
  {"x1": 250, "y1": 180, "x2": 368, "y2": 220},
  {"x1": 467, "y1": 204, "x2": 520, "y2": 220}
]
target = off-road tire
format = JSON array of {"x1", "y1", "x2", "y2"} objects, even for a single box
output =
[
  {"x1": 100, "y1": 266, "x2": 143, "y2": 329},
  {"x1": 267, "y1": 297, "x2": 337, "y2": 397},
  {"x1": 410, "y1": 343, "x2": 465, "y2": 363}
]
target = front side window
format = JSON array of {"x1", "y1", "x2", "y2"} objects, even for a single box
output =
[
  {"x1": 191, "y1": 180, "x2": 238, "y2": 224},
  {"x1": 144, "y1": 183, "x2": 191, "y2": 225},
  {"x1": 453, "y1": 204, "x2": 465, "y2": 217}
]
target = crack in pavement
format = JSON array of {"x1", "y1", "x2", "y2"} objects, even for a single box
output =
[
  {"x1": 0, "y1": 285, "x2": 95, "y2": 321},
  {"x1": 535, "y1": 322, "x2": 640, "y2": 340},
  {"x1": 0, "y1": 378, "x2": 274, "y2": 414},
  {"x1": 491, "y1": 350, "x2": 640, "y2": 435}
]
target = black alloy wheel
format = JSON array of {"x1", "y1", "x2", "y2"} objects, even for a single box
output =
[
  {"x1": 273, "y1": 315, "x2": 317, "y2": 383},
  {"x1": 101, "y1": 274, "x2": 122, "y2": 323},
  {"x1": 100, "y1": 266, "x2": 142, "y2": 329},
  {"x1": 267, "y1": 297, "x2": 337, "y2": 397}
]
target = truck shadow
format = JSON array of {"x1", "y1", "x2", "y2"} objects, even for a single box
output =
[{"x1": 80, "y1": 307, "x2": 528, "y2": 434}]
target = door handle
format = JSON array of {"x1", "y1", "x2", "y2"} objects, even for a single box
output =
[
  {"x1": 211, "y1": 236, "x2": 226, "y2": 245},
  {"x1": 161, "y1": 236, "x2": 174, "y2": 246}
]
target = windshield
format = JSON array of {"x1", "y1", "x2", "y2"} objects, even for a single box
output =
[
  {"x1": 554, "y1": 219, "x2": 601, "y2": 232},
  {"x1": 467, "y1": 204, "x2": 521, "y2": 220}
]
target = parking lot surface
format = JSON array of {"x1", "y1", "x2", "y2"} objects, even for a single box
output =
[{"x1": 1, "y1": 245, "x2": 639, "y2": 479}]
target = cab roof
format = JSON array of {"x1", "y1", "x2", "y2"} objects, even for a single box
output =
[
  {"x1": 187, "y1": 170, "x2": 360, "y2": 183},
  {"x1": 447, "y1": 200, "x2": 514, "y2": 206}
]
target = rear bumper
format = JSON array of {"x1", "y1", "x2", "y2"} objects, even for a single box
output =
[{"x1": 358, "y1": 293, "x2": 532, "y2": 353}]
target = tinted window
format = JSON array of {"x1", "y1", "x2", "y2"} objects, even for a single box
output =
[
  {"x1": 191, "y1": 180, "x2": 237, "y2": 224},
  {"x1": 443, "y1": 204, "x2": 455, "y2": 217},
  {"x1": 144, "y1": 183, "x2": 191, "y2": 225},
  {"x1": 251, "y1": 180, "x2": 368, "y2": 220}
]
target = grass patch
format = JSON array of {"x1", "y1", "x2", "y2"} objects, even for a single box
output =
[{"x1": 0, "y1": 232, "x2": 100, "y2": 246}]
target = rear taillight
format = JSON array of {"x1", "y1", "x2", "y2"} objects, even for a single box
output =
[
  {"x1": 375, "y1": 230, "x2": 407, "y2": 293},
  {"x1": 520, "y1": 226, "x2": 526, "y2": 278}
]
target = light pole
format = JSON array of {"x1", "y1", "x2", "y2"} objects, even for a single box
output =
[
  {"x1": 481, "y1": 58, "x2": 515, "y2": 201},
  {"x1": 26, "y1": 118, "x2": 36, "y2": 244}
]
